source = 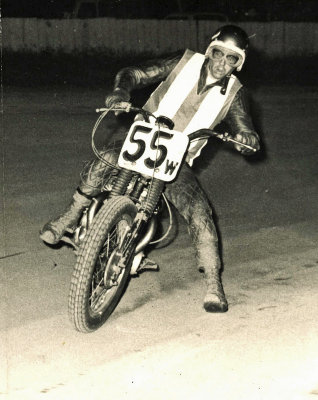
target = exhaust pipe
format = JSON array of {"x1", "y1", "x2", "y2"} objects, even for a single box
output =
[{"x1": 135, "y1": 215, "x2": 157, "y2": 254}]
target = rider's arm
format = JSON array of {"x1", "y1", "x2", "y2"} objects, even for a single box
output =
[
  {"x1": 223, "y1": 87, "x2": 260, "y2": 155},
  {"x1": 111, "y1": 52, "x2": 182, "y2": 99},
  {"x1": 105, "y1": 52, "x2": 182, "y2": 108}
]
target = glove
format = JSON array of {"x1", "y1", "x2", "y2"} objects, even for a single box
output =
[
  {"x1": 233, "y1": 132, "x2": 260, "y2": 155},
  {"x1": 105, "y1": 88, "x2": 130, "y2": 108}
]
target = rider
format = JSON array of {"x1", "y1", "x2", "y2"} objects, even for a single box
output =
[{"x1": 40, "y1": 25, "x2": 260, "y2": 313}]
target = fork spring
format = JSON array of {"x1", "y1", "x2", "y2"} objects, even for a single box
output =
[
  {"x1": 109, "y1": 169, "x2": 133, "y2": 198},
  {"x1": 144, "y1": 179, "x2": 165, "y2": 215}
]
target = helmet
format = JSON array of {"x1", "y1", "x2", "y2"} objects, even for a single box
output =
[{"x1": 206, "y1": 25, "x2": 249, "y2": 71}]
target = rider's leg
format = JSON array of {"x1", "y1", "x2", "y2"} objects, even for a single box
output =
[
  {"x1": 164, "y1": 163, "x2": 228, "y2": 313},
  {"x1": 40, "y1": 140, "x2": 122, "y2": 245},
  {"x1": 40, "y1": 189, "x2": 92, "y2": 245}
]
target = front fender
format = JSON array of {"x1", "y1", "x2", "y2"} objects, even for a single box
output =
[{"x1": 74, "y1": 192, "x2": 109, "y2": 245}]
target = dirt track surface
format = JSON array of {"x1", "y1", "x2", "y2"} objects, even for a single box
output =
[{"x1": 1, "y1": 86, "x2": 318, "y2": 399}]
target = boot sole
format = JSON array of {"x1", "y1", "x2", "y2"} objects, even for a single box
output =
[
  {"x1": 204, "y1": 301, "x2": 228, "y2": 313},
  {"x1": 39, "y1": 230, "x2": 60, "y2": 245}
]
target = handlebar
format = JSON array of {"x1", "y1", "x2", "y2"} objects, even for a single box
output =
[
  {"x1": 96, "y1": 102, "x2": 257, "y2": 153},
  {"x1": 96, "y1": 102, "x2": 154, "y2": 122},
  {"x1": 188, "y1": 129, "x2": 257, "y2": 152},
  {"x1": 96, "y1": 102, "x2": 142, "y2": 114}
]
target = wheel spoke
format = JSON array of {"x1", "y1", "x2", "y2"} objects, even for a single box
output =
[
  {"x1": 90, "y1": 278, "x2": 104, "y2": 305},
  {"x1": 89, "y1": 221, "x2": 130, "y2": 312}
]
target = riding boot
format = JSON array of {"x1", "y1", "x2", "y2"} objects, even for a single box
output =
[
  {"x1": 197, "y1": 243, "x2": 228, "y2": 312},
  {"x1": 194, "y1": 231, "x2": 228, "y2": 313},
  {"x1": 203, "y1": 270, "x2": 228, "y2": 312},
  {"x1": 40, "y1": 140, "x2": 123, "y2": 245},
  {"x1": 164, "y1": 163, "x2": 228, "y2": 312},
  {"x1": 40, "y1": 190, "x2": 91, "y2": 245}
]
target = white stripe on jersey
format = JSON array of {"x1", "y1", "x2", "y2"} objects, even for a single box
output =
[
  {"x1": 183, "y1": 76, "x2": 236, "y2": 134},
  {"x1": 184, "y1": 76, "x2": 236, "y2": 164},
  {"x1": 153, "y1": 53, "x2": 205, "y2": 119}
]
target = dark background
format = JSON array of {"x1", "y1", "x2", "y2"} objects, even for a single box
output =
[
  {"x1": 3, "y1": 0, "x2": 318, "y2": 21},
  {"x1": 3, "y1": 0, "x2": 318, "y2": 88}
]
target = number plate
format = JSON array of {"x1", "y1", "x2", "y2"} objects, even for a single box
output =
[{"x1": 118, "y1": 121, "x2": 189, "y2": 182}]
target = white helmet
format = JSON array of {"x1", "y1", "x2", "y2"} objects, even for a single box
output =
[{"x1": 206, "y1": 25, "x2": 249, "y2": 71}]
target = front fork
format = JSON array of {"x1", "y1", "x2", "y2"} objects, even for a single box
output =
[
  {"x1": 75, "y1": 169, "x2": 165, "y2": 273},
  {"x1": 111, "y1": 170, "x2": 165, "y2": 274},
  {"x1": 108, "y1": 167, "x2": 165, "y2": 255}
]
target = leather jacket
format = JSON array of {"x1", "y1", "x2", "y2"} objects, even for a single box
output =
[{"x1": 113, "y1": 51, "x2": 259, "y2": 147}]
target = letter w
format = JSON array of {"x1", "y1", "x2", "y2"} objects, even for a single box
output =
[{"x1": 165, "y1": 159, "x2": 179, "y2": 175}]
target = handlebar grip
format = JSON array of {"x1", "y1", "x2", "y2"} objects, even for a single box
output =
[
  {"x1": 215, "y1": 134, "x2": 257, "y2": 152},
  {"x1": 226, "y1": 137, "x2": 257, "y2": 152},
  {"x1": 115, "y1": 101, "x2": 132, "y2": 111},
  {"x1": 96, "y1": 102, "x2": 132, "y2": 113}
]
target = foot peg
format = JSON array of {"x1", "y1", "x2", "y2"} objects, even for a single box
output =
[
  {"x1": 130, "y1": 252, "x2": 159, "y2": 275},
  {"x1": 138, "y1": 257, "x2": 159, "y2": 272}
]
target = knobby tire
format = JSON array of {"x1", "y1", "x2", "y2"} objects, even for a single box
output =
[{"x1": 68, "y1": 196, "x2": 137, "y2": 333}]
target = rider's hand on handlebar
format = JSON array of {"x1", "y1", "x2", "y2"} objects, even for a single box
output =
[
  {"x1": 105, "y1": 88, "x2": 130, "y2": 115},
  {"x1": 233, "y1": 132, "x2": 260, "y2": 155}
]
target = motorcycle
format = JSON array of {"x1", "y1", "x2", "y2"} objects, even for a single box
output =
[{"x1": 66, "y1": 102, "x2": 256, "y2": 333}]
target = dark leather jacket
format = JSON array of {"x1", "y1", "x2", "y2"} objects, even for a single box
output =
[{"x1": 113, "y1": 51, "x2": 259, "y2": 148}]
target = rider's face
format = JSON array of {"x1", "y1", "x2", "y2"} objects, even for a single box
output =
[{"x1": 207, "y1": 45, "x2": 242, "y2": 80}]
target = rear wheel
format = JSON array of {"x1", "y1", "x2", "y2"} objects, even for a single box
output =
[{"x1": 68, "y1": 196, "x2": 137, "y2": 332}]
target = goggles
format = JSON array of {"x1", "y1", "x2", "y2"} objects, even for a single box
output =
[{"x1": 208, "y1": 46, "x2": 242, "y2": 68}]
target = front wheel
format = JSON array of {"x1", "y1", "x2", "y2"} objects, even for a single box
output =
[{"x1": 68, "y1": 196, "x2": 137, "y2": 333}]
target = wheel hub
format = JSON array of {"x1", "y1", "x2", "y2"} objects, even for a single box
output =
[{"x1": 103, "y1": 248, "x2": 125, "y2": 289}]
